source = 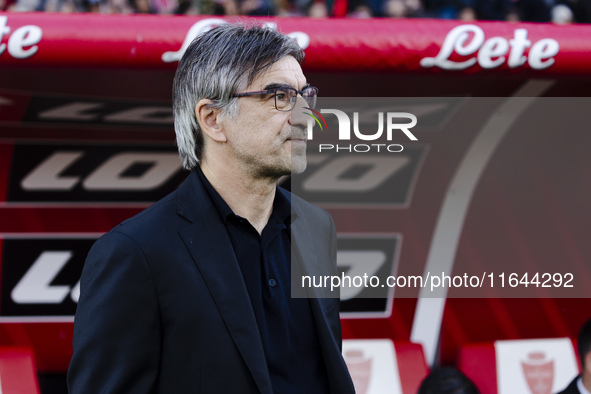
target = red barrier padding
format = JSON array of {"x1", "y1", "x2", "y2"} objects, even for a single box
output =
[
  {"x1": 0, "y1": 13, "x2": 590, "y2": 76},
  {"x1": 0, "y1": 347, "x2": 40, "y2": 394},
  {"x1": 457, "y1": 343, "x2": 498, "y2": 394},
  {"x1": 394, "y1": 342, "x2": 430, "y2": 393}
]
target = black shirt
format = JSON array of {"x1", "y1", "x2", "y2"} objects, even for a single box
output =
[{"x1": 196, "y1": 166, "x2": 329, "y2": 394}]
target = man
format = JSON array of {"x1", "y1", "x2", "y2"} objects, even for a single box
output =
[
  {"x1": 67, "y1": 23, "x2": 355, "y2": 393},
  {"x1": 558, "y1": 319, "x2": 591, "y2": 394}
]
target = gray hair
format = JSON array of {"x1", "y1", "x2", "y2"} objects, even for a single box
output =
[{"x1": 173, "y1": 23, "x2": 305, "y2": 170}]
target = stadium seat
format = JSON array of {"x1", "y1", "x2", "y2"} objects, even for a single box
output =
[
  {"x1": 0, "y1": 347, "x2": 40, "y2": 394},
  {"x1": 343, "y1": 339, "x2": 429, "y2": 394},
  {"x1": 457, "y1": 338, "x2": 580, "y2": 394}
]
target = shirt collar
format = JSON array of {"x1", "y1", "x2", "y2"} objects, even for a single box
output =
[
  {"x1": 578, "y1": 377, "x2": 591, "y2": 394},
  {"x1": 195, "y1": 166, "x2": 293, "y2": 226},
  {"x1": 196, "y1": 165, "x2": 234, "y2": 223}
]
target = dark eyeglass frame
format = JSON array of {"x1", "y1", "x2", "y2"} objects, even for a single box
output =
[{"x1": 233, "y1": 85, "x2": 318, "y2": 112}]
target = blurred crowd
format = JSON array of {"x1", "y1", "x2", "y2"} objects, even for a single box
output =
[{"x1": 1, "y1": 0, "x2": 589, "y2": 24}]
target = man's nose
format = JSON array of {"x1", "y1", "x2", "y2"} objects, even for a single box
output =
[{"x1": 289, "y1": 95, "x2": 310, "y2": 127}]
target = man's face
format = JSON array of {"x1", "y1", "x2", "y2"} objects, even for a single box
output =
[{"x1": 220, "y1": 55, "x2": 309, "y2": 180}]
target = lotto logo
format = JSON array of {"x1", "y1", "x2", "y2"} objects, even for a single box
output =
[
  {"x1": 290, "y1": 146, "x2": 425, "y2": 207},
  {"x1": 0, "y1": 238, "x2": 96, "y2": 320},
  {"x1": 6, "y1": 144, "x2": 187, "y2": 203}
]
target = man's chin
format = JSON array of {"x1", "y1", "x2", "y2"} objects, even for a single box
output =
[{"x1": 290, "y1": 155, "x2": 307, "y2": 175}]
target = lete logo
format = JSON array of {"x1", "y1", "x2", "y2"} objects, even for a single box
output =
[
  {"x1": 420, "y1": 25, "x2": 559, "y2": 71},
  {"x1": 162, "y1": 18, "x2": 310, "y2": 63}
]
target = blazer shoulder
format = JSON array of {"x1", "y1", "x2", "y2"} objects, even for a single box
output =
[{"x1": 101, "y1": 190, "x2": 180, "y2": 249}]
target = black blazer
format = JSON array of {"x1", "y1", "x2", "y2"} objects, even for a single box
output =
[
  {"x1": 67, "y1": 170, "x2": 355, "y2": 393},
  {"x1": 557, "y1": 376, "x2": 581, "y2": 394}
]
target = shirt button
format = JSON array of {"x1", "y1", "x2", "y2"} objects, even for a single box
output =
[{"x1": 268, "y1": 278, "x2": 277, "y2": 287}]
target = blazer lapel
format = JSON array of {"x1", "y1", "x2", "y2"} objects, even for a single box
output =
[
  {"x1": 290, "y1": 198, "x2": 355, "y2": 394},
  {"x1": 176, "y1": 171, "x2": 272, "y2": 394}
]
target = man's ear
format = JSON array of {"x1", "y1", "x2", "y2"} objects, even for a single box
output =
[{"x1": 195, "y1": 99, "x2": 226, "y2": 143}]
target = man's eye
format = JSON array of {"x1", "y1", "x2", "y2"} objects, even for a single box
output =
[{"x1": 275, "y1": 91, "x2": 289, "y2": 102}]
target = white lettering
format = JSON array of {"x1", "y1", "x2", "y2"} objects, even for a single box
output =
[
  {"x1": 39, "y1": 102, "x2": 103, "y2": 121},
  {"x1": 337, "y1": 251, "x2": 386, "y2": 300},
  {"x1": 421, "y1": 25, "x2": 559, "y2": 71},
  {"x1": 70, "y1": 280, "x2": 81, "y2": 303},
  {"x1": 508, "y1": 29, "x2": 531, "y2": 68},
  {"x1": 387, "y1": 144, "x2": 404, "y2": 152},
  {"x1": 104, "y1": 107, "x2": 173, "y2": 124},
  {"x1": 7, "y1": 25, "x2": 42, "y2": 59},
  {"x1": 12, "y1": 251, "x2": 72, "y2": 304},
  {"x1": 162, "y1": 18, "x2": 310, "y2": 63},
  {"x1": 0, "y1": 17, "x2": 43, "y2": 59},
  {"x1": 420, "y1": 25, "x2": 484, "y2": 70},
  {"x1": 311, "y1": 110, "x2": 417, "y2": 142},
  {"x1": 353, "y1": 112, "x2": 383, "y2": 141},
  {"x1": 21, "y1": 151, "x2": 84, "y2": 191},
  {"x1": 162, "y1": 18, "x2": 226, "y2": 63},
  {"x1": 387, "y1": 113, "x2": 417, "y2": 141},
  {"x1": 477, "y1": 36, "x2": 509, "y2": 69},
  {"x1": 22, "y1": 151, "x2": 181, "y2": 192},
  {"x1": 0, "y1": 16, "x2": 12, "y2": 56},
  {"x1": 82, "y1": 152, "x2": 181, "y2": 191},
  {"x1": 353, "y1": 144, "x2": 371, "y2": 153},
  {"x1": 529, "y1": 38, "x2": 560, "y2": 69},
  {"x1": 320, "y1": 109, "x2": 351, "y2": 140}
]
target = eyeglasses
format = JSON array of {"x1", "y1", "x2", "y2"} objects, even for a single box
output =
[{"x1": 233, "y1": 85, "x2": 318, "y2": 112}]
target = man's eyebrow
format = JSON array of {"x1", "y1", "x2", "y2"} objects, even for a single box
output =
[
  {"x1": 262, "y1": 83, "x2": 292, "y2": 91},
  {"x1": 262, "y1": 83, "x2": 311, "y2": 91}
]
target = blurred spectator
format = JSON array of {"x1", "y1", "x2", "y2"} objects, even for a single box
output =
[
  {"x1": 556, "y1": 318, "x2": 591, "y2": 394},
  {"x1": 405, "y1": 0, "x2": 425, "y2": 15},
  {"x1": 458, "y1": 5, "x2": 476, "y2": 18},
  {"x1": 384, "y1": 0, "x2": 408, "y2": 16},
  {"x1": 383, "y1": 0, "x2": 424, "y2": 17},
  {"x1": 149, "y1": 0, "x2": 178, "y2": 13},
  {"x1": 570, "y1": 0, "x2": 591, "y2": 22},
  {"x1": 130, "y1": 0, "x2": 152, "y2": 12},
  {"x1": 3, "y1": 0, "x2": 591, "y2": 23},
  {"x1": 473, "y1": 0, "x2": 511, "y2": 20},
  {"x1": 551, "y1": 3, "x2": 574, "y2": 22},
  {"x1": 348, "y1": 3, "x2": 372, "y2": 16},
  {"x1": 0, "y1": 0, "x2": 17, "y2": 10},
  {"x1": 505, "y1": 7, "x2": 521, "y2": 20},
  {"x1": 418, "y1": 367, "x2": 480, "y2": 394},
  {"x1": 307, "y1": 0, "x2": 329, "y2": 16},
  {"x1": 211, "y1": 0, "x2": 239, "y2": 15},
  {"x1": 238, "y1": 0, "x2": 276, "y2": 15},
  {"x1": 422, "y1": 0, "x2": 464, "y2": 19},
  {"x1": 515, "y1": 0, "x2": 552, "y2": 21},
  {"x1": 9, "y1": 0, "x2": 41, "y2": 11},
  {"x1": 275, "y1": 0, "x2": 297, "y2": 16}
]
